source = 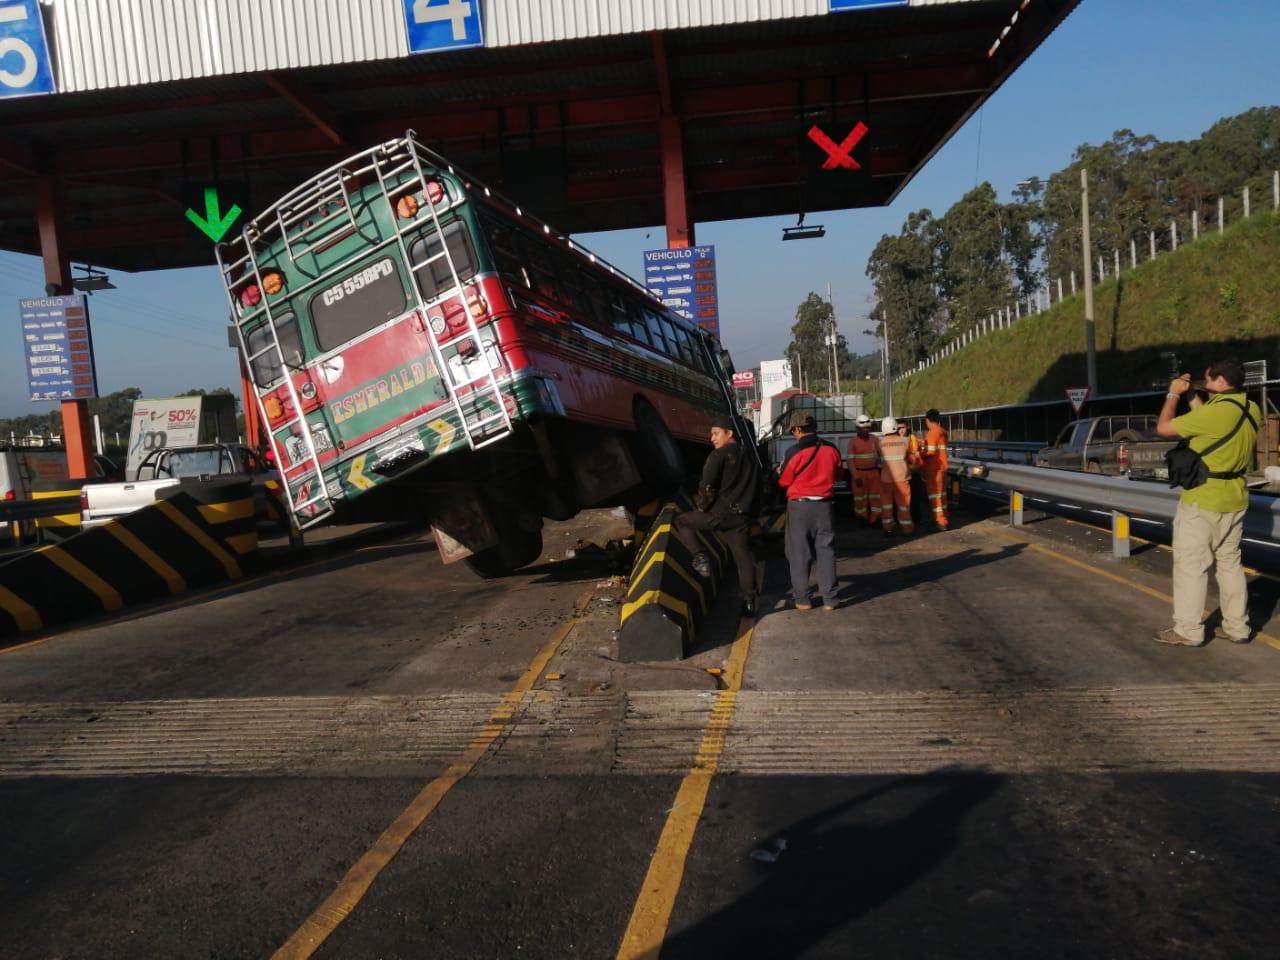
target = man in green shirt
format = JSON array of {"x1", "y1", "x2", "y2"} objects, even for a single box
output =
[{"x1": 1154, "y1": 358, "x2": 1260, "y2": 646}]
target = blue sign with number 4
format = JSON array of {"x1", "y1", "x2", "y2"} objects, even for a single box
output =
[
  {"x1": 403, "y1": 0, "x2": 484, "y2": 54},
  {"x1": 0, "y1": 0, "x2": 56, "y2": 99}
]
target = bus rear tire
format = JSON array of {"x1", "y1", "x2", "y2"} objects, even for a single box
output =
[
  {"x1": 632, "y1": 400, "x2": 685, "y2": 496},
  {"x1": 463, "y1": 507, "x2": 544, "y2": 578}
]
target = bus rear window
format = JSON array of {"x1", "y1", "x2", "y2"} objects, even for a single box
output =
[
  {"x1": 310, "y1": 258, "x2": 406, "y2": 351},
  {"x1": 246, "y1": 312, "x2": 303, "y2": 387},
  {"x1": 409, "y1": 221, "x2": 477, "y2": 301}
]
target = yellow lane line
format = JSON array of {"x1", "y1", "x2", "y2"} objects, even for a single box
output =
[
  {"x1": 103, "y1": 523, "x2": 187, "y2": 594},
  {"x1": 155, "y1": 500, "x2": 242, "y2": 579},
  {"x1": 0, "y1": 585, "x2": 42, "y2": 633},
  {"x1": 272, "y1": 586, "x2": 595, "y2": 960},
  {"x1": 997, "y1": 527, "x2": 1280, "y2": 655},
  {"x1": 1058, "y1": 515, "x2": 1280, "y2": 583},
  {"x1": 617, "y1": 606, "x2": 757, "y2": 960},
  {"x1": 37, "y1": 545, "x2": 123, "y2": 612}
]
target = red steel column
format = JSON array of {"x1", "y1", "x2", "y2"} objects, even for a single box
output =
[
  {"x1": 36, "y1": 176, "x2": 95, "y2": 480},
  {"x1": 653, "y1": 32, "x2": 694, "y2": 249},
  {"x1": 238, "y1": 353, "x2": 261, "y2": 451}
]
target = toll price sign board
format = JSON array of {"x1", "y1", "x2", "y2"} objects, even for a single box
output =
[
  {"x1": 19, "y1": 294, "x2": 99, "y2": 401},
  {"x1": 642, "y1": 245, "x2": 720, "y2": 337},
  {"x1": 403, "y1": 0, "x2": 485, "y2": 54},
  {"x1": 0, "y1": 0, "x2": 56, "y2": 99}
]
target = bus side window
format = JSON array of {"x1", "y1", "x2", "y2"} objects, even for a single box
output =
[
  {"x1": 525, "y1": 235, "x2": 560, "y2": 300},
  {"x1": 558, "y1": 254, "x2": 588, "y2": 313},
  {"x1": 646, "y1": 311, "x2": 673, "y2": 354},
  {"x1": 606, "y1": 289, "x2": 631, "y2": 337},
  {"x1": 582, "y1": 272, "x2": 610, "y2": 328},
  {"x1": 657, "y1": 316, "x2": 681, "y2": 358},
  {"x1": 246, "y1": 311, "x2": 303, "y2": 387},
  {"x1": 625, "y1": 298, "x2": 653, "y2": 346},
  {"x1": 410, "y1": 221, "x2": 477, "y2": 300},
  {"x1": 672, "y1": 325, "x2": 697, "y2": 367},
  {"x1": 484, "y1": 217, "x2": 530, "y2": 288}
]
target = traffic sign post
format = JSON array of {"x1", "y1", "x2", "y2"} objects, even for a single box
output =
[
  {"x1": 1066, "y1": 386, "x2": 1090, "y2": 415},
  {"x1": 403, "y1": 0, "x2": 485, "y2": 54},
  {"x1": 0, "y1": 0, "x2": 56, "y2": 100}
]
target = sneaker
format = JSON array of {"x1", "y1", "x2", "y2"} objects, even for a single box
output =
[
  {"x1": 691, "y1": 552, "x2": 713, "y2": 578},
  {"x1": 1153, "y1": 627, "x2": 1207, "y2": 647},
  {"x1": 821, "y1": 601, "x2": 839, "y2": 612},
  {"x1": 1212, "y1": 626, "x2": 1252, "y2": 644},
  {"x1": 794, "y1": 601, "x2": 813, "y2": 611},
  {"x1": 742, "y1": 598, "x2": 757, "y2": 618}
]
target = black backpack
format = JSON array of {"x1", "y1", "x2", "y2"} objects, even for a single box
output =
[{"x1": 1165, "y1": 399, "x2": 1256, "y2": 490}]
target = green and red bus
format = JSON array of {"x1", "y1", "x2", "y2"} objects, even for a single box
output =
[{"x1": 217, "y1": 132, "x2": 746, "y2": 575}]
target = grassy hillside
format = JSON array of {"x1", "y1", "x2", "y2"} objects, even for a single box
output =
[{"x1": 892, "y1": 209, "x2": 1280, "y2": 414}]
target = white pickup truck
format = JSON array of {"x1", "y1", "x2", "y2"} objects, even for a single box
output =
[{"x1": 80, "y1": 443, "x2": 282, "y2": 530}]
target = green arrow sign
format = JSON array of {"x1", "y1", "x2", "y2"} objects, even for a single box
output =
[{"x1": 185, "y1": 187, "x2": 242, "y2": 242}]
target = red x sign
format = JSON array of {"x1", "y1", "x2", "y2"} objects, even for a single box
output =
[{"x1": 808, "y1": 122, "x2": 869, "y2": 171}]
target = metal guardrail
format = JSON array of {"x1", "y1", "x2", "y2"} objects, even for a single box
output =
[
  {"x1": 0, "y1": 495, "x2": 80, "y2": 525},
  {"x1": 947, "y1": 440, "x2": 1042, "y2": 464},
  {"x1": 952, "y1": 458, "x2": 1280, "y2": 551}
]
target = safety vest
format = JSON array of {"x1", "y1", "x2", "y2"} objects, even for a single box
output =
[
  {"x1": 924, "y1": 425, "x2": 948, "y2": 467},
  {"x1": 876, "y1": 434, "x2": 910, "y2": 483},
  {"x1": 846, "y1": 433, "x2": 878, "y2": 471}
]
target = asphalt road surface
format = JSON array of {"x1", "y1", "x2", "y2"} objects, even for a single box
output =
[{"x1": 2, "y1": 501, "x2": 1278, "y2": 959}]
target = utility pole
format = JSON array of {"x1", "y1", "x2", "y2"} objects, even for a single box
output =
[{"x1": 1080, "y1": 167, "x2": 1098, "y2": 396}]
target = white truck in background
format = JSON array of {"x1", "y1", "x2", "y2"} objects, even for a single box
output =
[
  {"x1": 80, "y1": 443, "x2": 282, "y2": 530},
  {"x1": 124, "y1": 395, "x2": 238, "y2": 481}
]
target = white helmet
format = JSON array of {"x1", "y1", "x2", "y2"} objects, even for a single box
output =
[
  {"x1": 856, "y1": 414, "x2": 872, "y2": 427},
  {"x1": 880, "y1": 416, "x2": 898, "y2": 434}
]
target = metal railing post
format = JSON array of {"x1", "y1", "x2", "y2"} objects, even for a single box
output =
[
  {"x1": 1010, "y1": 490, "x2": 1024, "y2": 526},
  {"x1": 1112, "y1": 510, "x2": 1130, "y2": 559}
]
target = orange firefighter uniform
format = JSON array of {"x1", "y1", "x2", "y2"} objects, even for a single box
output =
[
  {"x1": 923, "y1": 423, "x2": 950, "y2": 529},
  {"x1": 846, "y1": 433, "x2": 881, "y2": 524},
  {"x1": 875, "y1": 432, "x2": 915, "y2": 534}
]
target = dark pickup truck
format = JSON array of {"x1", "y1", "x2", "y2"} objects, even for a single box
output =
[{"x1": 1035, "y1": 415, "x2": 1176, "y2": 480}]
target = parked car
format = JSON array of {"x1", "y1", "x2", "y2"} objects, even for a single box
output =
[
  {"x1": 81, "y1": 442, "x2": 285, "y2": 531},
  {"x1": 1034, "y1": 415, "x2": 1175, "y2": 480}
]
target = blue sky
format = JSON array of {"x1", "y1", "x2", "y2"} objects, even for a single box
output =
[{"x1": 3, "y1": 0, "x2": 1279, "y2": 418}]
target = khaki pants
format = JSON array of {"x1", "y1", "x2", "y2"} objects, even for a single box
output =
[{"x1": 1172, "y1": 500, "x2": 1249, "y2": 642}]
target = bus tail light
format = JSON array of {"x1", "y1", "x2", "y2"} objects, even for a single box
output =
[
  {"x1": 467, "y1": 291, "x2": 488, "y2": 319},
  {"x1": 443, "y1": 301, "x2": 468, "y2": 331},
  {"x1": 261, "y1": 271, "x2": 285, "y2": 296},
  {"x1": 425, "y1": 179, "x2": 445, "y2": 205},
  {"x1": 395, "y1": 193, "x2": 419, "y2": 219},
  {"x1": 238, "y1": 283, "x2": 262, "y2": 308},
  {"x1": 457, "y1": 338, "x2": 478, "y2": 358},
  {"x1": 264, "y1": 394, "x2": 286, "y2": 423}
]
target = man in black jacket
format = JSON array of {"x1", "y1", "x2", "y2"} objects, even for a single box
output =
[{"x1": 675, "y1": 416, "x2": 761, "y2": 617}]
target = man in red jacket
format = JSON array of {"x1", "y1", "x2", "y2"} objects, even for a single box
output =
[{"x1": 777, "y1": 411, "x2": 845, "y2": 610}]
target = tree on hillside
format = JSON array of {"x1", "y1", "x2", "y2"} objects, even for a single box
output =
[
  {"x1": 867, "y1": 209, "x2": 943, "y2": 370},
  {"x1": 785, "y1": 292, "x2": 851, "y2": 394},
  {"x1": 88, "y1": 387, "x2": 143, "y2": 444},
  {"x1": 937, "y1": 184, "x2": 1021, "y2": 332}
]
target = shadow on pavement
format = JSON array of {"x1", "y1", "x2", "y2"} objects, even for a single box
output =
[
  {"x1": 661, "y1": 770, "x2": 1003, "y2": 959},
  {"x1": 837, "y1": 543, "x2": 1029, "y2": 604}
]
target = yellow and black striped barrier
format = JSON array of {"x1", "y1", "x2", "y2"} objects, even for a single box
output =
[
  {"x1": 0, "y1": 478, "x2": 257, "y2": 640},
  {"x1": 618, "y1": 493, "x2": 731, "y2": 661}
]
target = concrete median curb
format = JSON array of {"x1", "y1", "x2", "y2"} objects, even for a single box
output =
[
  {"x1": 618, "y1": 493, "x2": 731, "y2": 661},
  {"x1": 0, "y1": 478, "x2": 257, "y2": 641}
]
